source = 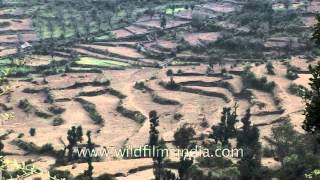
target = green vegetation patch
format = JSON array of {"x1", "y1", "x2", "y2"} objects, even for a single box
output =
[
  {"x1": 166, "y1": 7, "x2": 187, "y2": 15},
  {"x1": 76, "y1": 57, "x2": 130, "y2": 68}
]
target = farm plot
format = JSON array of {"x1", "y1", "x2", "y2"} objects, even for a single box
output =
[
  {"x1": 125, "y1": 25, "x2": 149, "y2": 35},
  {"x1": 75, "y1": 57, "x2": 130, "y2": 68},
  {"x1": 0, "y1": 19, "x2": 32, "y2": 32},
  {"x1": 201, "y1": 2, "x2": 237, "y2": 13},
  {"x1": 307, "y1": 1, "x2": 320, "y2": 13},
  {"x1": 0, "y1": 47, "x2": 16, "y2": 57},
  {"x1": 135, "y1": 19, "x2": 189, "y2": 29},
  {"x1": 0, "y1": 33, "x2": 37, "y2": 44},
  {"x1": 78, "y1": 44, "x2": 144, "y2": 59},
  {"x1": 111, "y1": 29, "x2": 134, "y2": 39},
  {"x1": 157, "y1": 40, "x2": 178, "y2": 49},
  {"x1": 184, "y1": 32, "x2": 221, "y2": 46}
]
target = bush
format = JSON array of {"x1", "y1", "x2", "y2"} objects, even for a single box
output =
[
  {"x1": 49, "y1": 169, "x2": 73, "y2": 180},
  {"x1": 266, "y1": 61, "x2": 275, "y2": 75},
  {"x1": 286, "y1": 64, "x2": 299, "y2": 80},
  {"x1": 17, "y1": 133, "x2": 24, "y2": 138},
  {"x1": 39, "y1": 143, "x2": 55, "y2": 154},
  {"x1": 174, "y1": 112, "x2": 183, "y2": 120},
  {"x1": 44, "y1": 88, "x2": 55, "y2": 103},
  {"x1": 18, "y1": 99, "x2": 33, "y2": 112},
  {"x1": 192, "y1": 13, "x2": 208, "y2": 30},
  {"x1": 200, "y1": 118, "x2": 209, "y2": 128},
  {"x1": 241, "y1": 70, "x2": 276, "y2": 92},
  {"x1": 286, "y1": 70, "x2": 299, "y2": 80},
  {"x1": 107, "y1": 88, "x2": 127, "y2": 99},
  {"x1": 166, "y1": 69, "x2": 173, "y2": 76},
  {"x1": 52, "y1": 116, "x2": 64, "y2": 126},
  {"x1": 75, "y1": 98, "x2": 104, "y2": 125},
  {"x1": 134, "y1": 81, "x2": 146, "y2": 90},
  {"x1": 29, "y1": 128, "x2": 36, "y2": 136},
  {"x1": 35, "y1": 110, "x2": 53, "y2": 119},
  {"x1": 288, "y1": 83, "x2": 307, "y2": 97},
  {"x1": 95, "y1": 173, "x2": 114, "y2": 180},
  {"x1": 262, "y1": 146, "x2": 274, "y2": 157},
  {"x1": 116, "y1": 102, "x2": 146, "y2": 124},
  {"x1": 48, "y1": 106, "x2": 66, "y2": 114}
]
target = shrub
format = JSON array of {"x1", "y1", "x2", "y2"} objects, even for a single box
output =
[
  {"x1": 262, "y1": 146, "x2": 274, "y2": 157},
  {"x1": 48, "y1": 106, "x2": 66, "y2": 114},
  {"x1": 29, "y1": 128, "x2": 36, "y2": 136},
  {"x1": 174, "y1": 112, "x2": 183, "y2": 120},
  {"x1": 116, "y1": 102, "x2": 146, "y2": 124},
  {"x1": 95, "y1": 173, "x2": 114, "y2": 180},
  {"x1": 107, "y1": 88, "x2": 127, "y2": 99},
  {"x1": 200, "y1": 117, "x2": 209, "y2": 128},
  {"x1": 151, "y1": 93, "x2": 180, "y2": 105},
  {"x1": 266, "y1": 61, "x2": 275, "y2": 75},
  {"x1": 75, "y1": 98, "x2": 104, "y2": 125},
  {"x1": 191, "y1": 13, "x2": 208, "y2": 30},
  {"x1": 44, "y1": 88, "x2": 55, "y2": 103},
  {"x1": 134, "y1": 81, "x2": 146, "y2": 90},
  {"x1": 52, "y1": 116, "x2": 64, "y2": 126},
  {"x1": 35, "y1": 110, "x2": 53, "y2": 119},
  {"x1": 286, "y1": 64, "x2": 299, "y2": 80},
  {"x1": 286, "y1": 70, "x2": 299, "y2": 80},
  {"x1": 288, "y1": 83, "x2": 307, "y2": 97},
  {"x1": 18, "y1": 99, "x2": 33, "y2": 112},
  {"x1": 49, "y1": 169, "x2": 73, "y2": 180},
  {"x1": 39, "y1": 143, "x2": 55, "y2": 154},
  {"x1": 17, "y1": 133, "x2": 24, "y2": 138},
  {"x1": 241, "y1": 70, "x2": 276, "y2": 92},
  {"x1": 166, "y1": 69, "x2": 173, "y2": 77}
]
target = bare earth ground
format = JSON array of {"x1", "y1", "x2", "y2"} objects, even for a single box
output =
[
  {"x1": 0, "y1": 19, "x2": 33, "y2": 32},
  {"x1": 0, "y1": 60, "x2": 314, "y2": 179},
  {"x1": 0, "y1": 33, "x2": 38, "y2": 43},
  {"x1": 184, "y1": 32, "x2": 221, "y2": 46}
]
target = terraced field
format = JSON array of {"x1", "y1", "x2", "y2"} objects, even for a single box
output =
[{"x1": 0, "y1": 0, "x2": 319, "y2": 179}]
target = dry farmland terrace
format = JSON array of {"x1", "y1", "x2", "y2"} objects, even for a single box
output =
[
  {"x1": 0, "y1": 0, "x2": 319, "y2": 179},
  {"x1": 0, "y1": 58, "x2": 317, "y2": 178}
]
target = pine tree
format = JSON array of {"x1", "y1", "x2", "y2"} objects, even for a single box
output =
[
  {"x1": 149, "y1": 111, "x2": 161, "y2": 180},
  {"x1": 149, "y1": 110, "x2": 159, "y2": 148},
  {"x1": 237, "y1": 109, "x2": 261, "y2": 180},
  {"x1": 303, "y1": 63, "x2": 320, "y2": 138},
  {"x1": 160, "y1": 15, "x2": 167, "y2": 29},
  {"x1": 312, "y1": 15, "x2": 320, "y2": 46},
  {"x1": 76, "y1": 126, "x2": 83, "y2": 143},
  {"x1": 173, "y1": 124, "x2": 195, "y2": 149},
  {"x1": 84, "y1": 131, "x2": 94, "y2": 180},
  {"x1": 210, "y1": 107, "x2": 238, "y2": 146},
  {"x1": 266, "y1": 61, "x2": 275, "y2": 75},
  {"x1": 178, "y1": 157, "x2": 193, "y2": 179},
  {"x1": 67, "y1": 126, "x2": 78, "y2": 161}
]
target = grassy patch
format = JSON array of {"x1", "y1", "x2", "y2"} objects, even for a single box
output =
[
  {"x1": 166, "y1": 7, "x2": 187, "y2": 14},
  {"x1": 76, "y1": 57, "x2": 130, "y2": 68}
]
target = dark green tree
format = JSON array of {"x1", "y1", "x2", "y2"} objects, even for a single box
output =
[
  {"x1": 84, "y1": 131, "x2": 94, "y2": 179},
  {"x1": 149, "y1": 111, "x2": 161, "y2": 180},
  {"x1": 210, "y1": 107, "x2": 238, "y2": 146},
  {"x1": 29, "y1": 128, "x2": 36, "y2": 136},
  {"x1": 173, "y1": 124, "x2": 195, "y2": 179},
  {"x1": 149, "y1": 110, "x2": 159, "y2": 148},
  {"x1": 173, "y1": 124, "x2": 195, "y2": 149},
  {"x1": 178, "y1": 157, "x2": 193, "y2": 180},
  {"x1": 160, "y1": 15, "x2": 167, "y2": 29},
  {"x1": 237, "y1": 109, "x2": 261, "y2": 180},
  {"x1": 67, "y1": 126, "x2": 80, "y2": 161},
  {"x1": 312, "y1": 15, "x2": 320, "y2": 46},
  {"x1": 266, "y1": 61, "x2": 275, "y2": 75},
  {"x1": 303, "y1": 63, "x2": 320, "y2": 144}
]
